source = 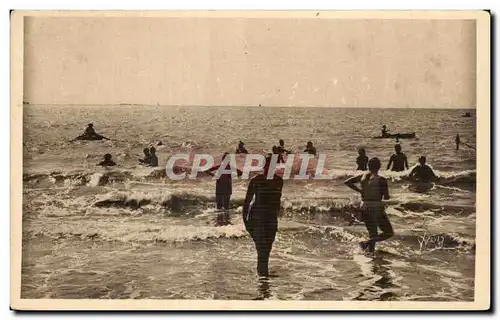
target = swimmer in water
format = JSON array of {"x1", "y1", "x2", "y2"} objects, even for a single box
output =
[
  {"x1": 272, "y1": 146, "x2": 285, "y2": 163},
  {"x1": 344, "y1": 157, "x2": 394, "y2": 253},
  {"x1": 243, "y1": 155, "x2": 284, "y2": 277},
  {"x1": 409, "y1": 156, "x2": 437, "y2": 183},
  {"x1": 97, "y1": 153, "x2": 116, "y2": 167},
  {"x1": 148, "y1": 147, "x2": 158, "y2": 167},
  {"x1": 207, "y1": 152, "x2": 243, "y2": 211},
  {"x1": 387, "y1": 144, "x2": 409, "y2": 172},
  {"x1": 304, "y1": 141, "x2": 317, "y2": 156},
  {"x1": 236, "y1": 141, "x2": 249, "y2": 154},
  {"x1": 356, "y1": 148, "x2": 369, "y2": 171},
  {"x1": 139, "y1": 147, "x2": 151, "y2": 165},
  {"x1": 276, "y1": 139, "x2": 291, "y2": 154}
]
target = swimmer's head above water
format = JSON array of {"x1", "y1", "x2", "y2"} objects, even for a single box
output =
[
  {"x1": 418, "y1": 156, "x2": 427, "y2": 165},
  {"x1": 394, "y1": 144, "x2": 402, "y2": 153},
  {"x1": 104, "y1": 153, "x2": 112, "y2": 161},
  {"x1": 368, "y1": 157, "x2": 381, "y2": 173}
]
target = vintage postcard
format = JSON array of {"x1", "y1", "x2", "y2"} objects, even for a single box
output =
[{"x1": 11, "y1": 10, "x2": 490, "y2": 310}]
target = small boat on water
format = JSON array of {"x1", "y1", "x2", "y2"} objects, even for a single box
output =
[
  {"x1": 72, "y1": 134, "x2": 109, "y2": 141},
  {"x1": 462, "y1": 112, "x2": 472, "y2": 117},
  {"x1": 372, "y1": 132, "x2": 416, "y2": 139}
]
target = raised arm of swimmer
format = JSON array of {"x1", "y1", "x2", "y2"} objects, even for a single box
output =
[
  {"x1": 387, "y1": 155, "x2": 394, "y2": 171},
  {"x1": 344, "y1": 175, "x2": 363, "y2": 194},
  {"x1": 242, "y1": 179, "x2": 256, "y2": 221}
]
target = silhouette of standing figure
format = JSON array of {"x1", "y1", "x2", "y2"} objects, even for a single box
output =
[{"x1": 243, "y1": 155, "x2": 283, "y2": 277}]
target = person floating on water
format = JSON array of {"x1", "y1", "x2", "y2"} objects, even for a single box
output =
[
  {"x1": 387, "y1": 144, "x2": 409, "y2": 172},
  {"x1": 409, "y1": 156, "x2": 437, "y2": 183},
  {"x1": 236, "y1": 141, "x2": 249, "y2": 154},
  {"x1": 207, "y1": 152, "x2": 243, "y2": 211},
  {"x1": 344, "y1": 157, "x2": 394, "y2": 253},
  {"x1": 74, "y1": 123, "x2": 110, "y2": 141},
  {"x1": 97, "y1": 153, "x2": 116, "y2": 167},
  {"x1": 356, "y1": 148, "x2": 369, "y2": 171},
  {"x1": 139, "y1": 147, "x2": 151, "y2": 165},
  {"x1": 148, "y1": 147, "x2": 158, "y2": 167},
  {"x1": 455, "y1": 134, "x2": 460, "y2": 150},
  {"x1": 243, "y1": 155, "x2": 284, "y2": 277},
  {"x1": 304, "y1": 141, "x2": 317, "y2": 156}
]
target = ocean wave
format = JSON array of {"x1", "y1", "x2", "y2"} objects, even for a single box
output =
[
  {"x1": 26, "y1": 221, "x2": 250, "y2": 243},
  {"x1": 303, "y1": 225, "x2": 475, "y2": 252},
  {"x1": 86, "y1": 190, "x2": 474, "y2": 222},
  {"x1": 22, "y1": 167, "x2": 476, "y2": 189}
]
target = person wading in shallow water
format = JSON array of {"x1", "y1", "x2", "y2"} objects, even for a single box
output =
[
  {"x1": 139, "y1": 147, "x2": 151, "y2": 165},
  {"x1": 243, "y1": 155, "x2": 284, "y2": 277},
  {"x1": 387, "y1": 144, "x2": 409, "y2": 172},
  {"x1": 304, "y1": 141, "x2": 317, "y2": 156},
  {"x1": 206, "y1": 152, "x2": 243, "y2": 211},
  {"x1": 409, "y1": 156, "x2": 437, "y2": 183},
  {"x1": 356, "y1": 148, "x2": 369, "y2": 171},
  {"x1": 236, "y1": 141, "x2": 249, "y2": 154},
  {"x1": 344, "y1": 157, "x2": 394, "y2": 253},
  {"x1": 148, "y1": 147, "x2": 158, "y2": 167},
  {"x1": 276, "y1": 139, "x2": 291, "y2": 155}
]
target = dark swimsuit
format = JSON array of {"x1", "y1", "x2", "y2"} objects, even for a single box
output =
[{"x1": 243, "y1": 174, "x2": 283, "y2": 276}]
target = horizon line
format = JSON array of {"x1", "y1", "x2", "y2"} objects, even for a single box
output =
[{"x1": 21, "y1": 103, "x2": 476, "y2": 110}]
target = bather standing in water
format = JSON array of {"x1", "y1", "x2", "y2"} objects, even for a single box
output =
[
  {"x1": 387, "y1": 144, "x2": 409, "y2": 172},
  {"x1": 207, "y1": 153, "x2": 243, "y2": 211},
  {"x1": 356, "y1": 148, "x2": 369, "y2": 171},
  {"x1": 345, "y1": 157, "x2": 394, "y2": 253},
  {"x1": 139, "y1": 147, "x2": 151, "y2": 165},
  {"x1": 272, "y1": 146, "x2": 285, "y2": 164},
  {"x1": 409, "y1": 156, "x2": 437, "y2": 183},
  {"x1": 455, "y1": 134, "x2": 461, "y2": 150},
  {"x1": 243, "y1": 155, "x2": 283, "y2": 277},
  {"x1": 304, "y1": 141, "x2": 317, "y2": 156},
  {"x1": 236, "y1": 141, "x2": 249, "y2": 154},
  {"x1": 276, "y1": 139, "x2": 291, "y2": 155},
  {"x1": 148, "y1": 147, "x2": 158, "y2": 167}
]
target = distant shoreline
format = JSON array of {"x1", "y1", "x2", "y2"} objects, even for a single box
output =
[{"x1": 21, "y1": 103, "x2": 476, "y2": 110}]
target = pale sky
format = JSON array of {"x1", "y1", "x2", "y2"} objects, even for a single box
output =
[{"x1": 23, "y1": 17, "x2": 476, "y2": 108}]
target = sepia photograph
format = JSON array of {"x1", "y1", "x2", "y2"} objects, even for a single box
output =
[{"x1": 10, "y1": 10, "x2": 490, "y2": 310}]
